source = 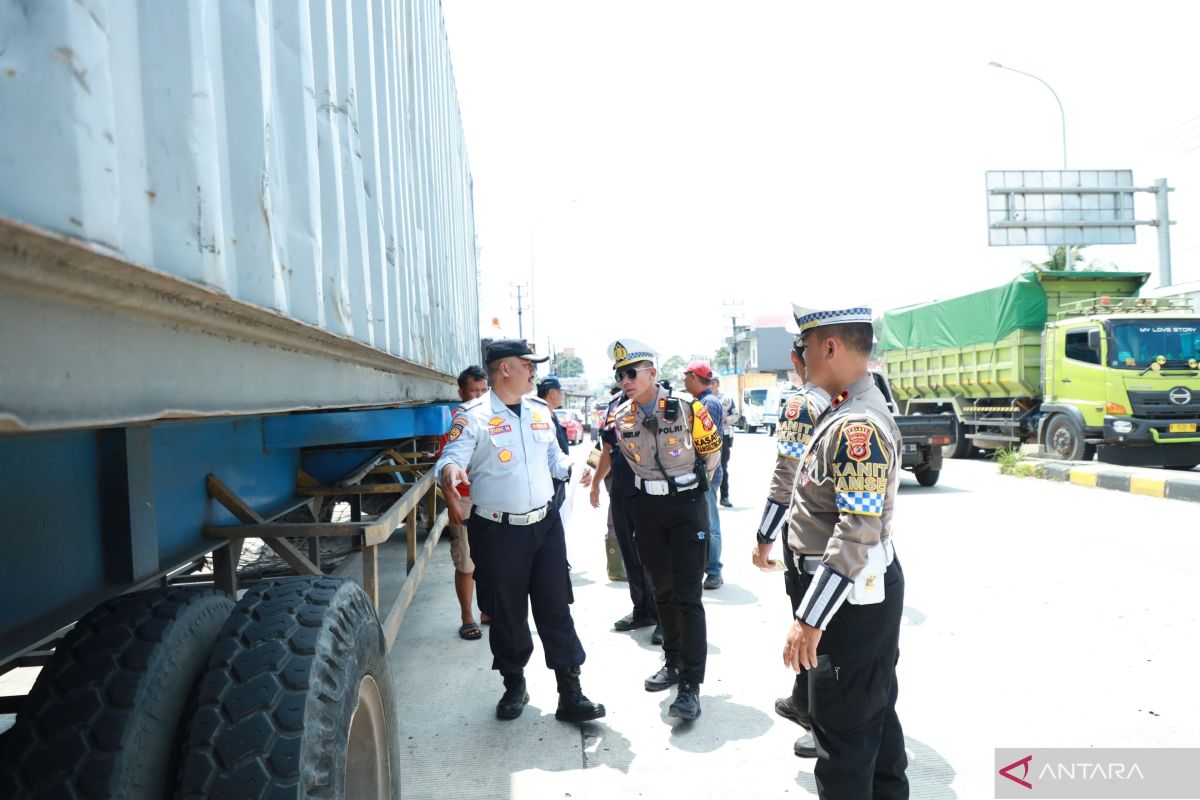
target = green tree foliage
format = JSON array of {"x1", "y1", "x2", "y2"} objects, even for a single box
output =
[
  {"x1": 556, "y1": 354, "x2": 585, "y2": 378},
  {"x1": 659, "y1": 355, "x2": 686, "y2": 383},
  {"x1": 713, "y1": 345, "x2": 731, "y2": 373}
]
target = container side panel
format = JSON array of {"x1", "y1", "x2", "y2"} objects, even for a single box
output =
[{"x1": 0, "y1": 0, "x2": 479, "y2": 418}]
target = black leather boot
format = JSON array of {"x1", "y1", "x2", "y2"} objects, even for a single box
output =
[
  {"x1": 643, "y1": 660, "x2": 679, "y2": 692},
  {"x1": 496, "y1": 670, "x2": 529, "y2": 720},
  {"x1": 668, "y1": 679, "x2": 701, "y2": 720},
  {"x1": 554, "y1": 667, "x2": 606, "y2": 722}
]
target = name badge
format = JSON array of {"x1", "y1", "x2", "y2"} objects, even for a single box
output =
[{"x1": 530, "y1": 422, "x2": 550, "y2": 431}]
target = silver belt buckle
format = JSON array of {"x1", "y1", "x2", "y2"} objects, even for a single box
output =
[{"x1": 646, "y1": 480, "x2": 668, "y2": 496}]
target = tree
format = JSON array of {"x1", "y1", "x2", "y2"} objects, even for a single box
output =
[
  {"x1": 1025, "y1": 245, "x2": 1084, "y2": 272},
  {"x1": 713, "y1": 345, "x2": 731, "y2": 373},
  {"x1": 1023, "y1": 245, "x2": 1116, "y2": 273},
  {"x1": 556, "y1": 354, "x2": 584, "y2": 378},
  {"x1": 659, "y1": 355, "x2": 686, "y2": 384}
]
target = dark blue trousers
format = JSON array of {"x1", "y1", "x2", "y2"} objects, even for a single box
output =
[
  {"x1": 468, "y1": 509, "x2": 586, "y2": 674},
  {"x1": 809, "y1": 558, "x2": 908, "y2": 800}
]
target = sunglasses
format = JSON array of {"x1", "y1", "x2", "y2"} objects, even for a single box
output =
[{"x1": 615, "y1": 365, "x2": 652, "y2": 382}]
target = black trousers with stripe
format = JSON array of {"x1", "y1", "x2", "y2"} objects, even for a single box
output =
[
  {"x1": 610, "y1": 487, "x2": 657, "y2": 622},
  {"x1": 467, "y1": 509, "x2": 586, "y2": 675},
  {"x1": 808, "y1": 558, "x2": 908, "y2": 800},
  {"x1": 633, "y1": 489, "x2": 709, "y2": 683}
]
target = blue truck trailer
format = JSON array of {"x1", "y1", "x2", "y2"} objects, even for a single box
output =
[{"x1": 0, "y1": 2, "x2": 476, "y2": 796}]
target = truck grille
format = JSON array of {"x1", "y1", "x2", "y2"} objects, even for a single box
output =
[{"x1": 1126, "y1": 389, "x2": 1200, "y2": 419}]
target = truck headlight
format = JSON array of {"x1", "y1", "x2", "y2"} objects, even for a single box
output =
[{"x1": 1113, "y1": 420, "x2": 1134, "y2": 434}]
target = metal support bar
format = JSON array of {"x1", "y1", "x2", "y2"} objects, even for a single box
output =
[
  {"x1": 381, "y1": 509, "x2": 449, "y2": 649},
  {"x1": 1154, "y1": 177, "x2": 1173, "y2": 286},
  {"x1": 991, "y1": 220, "x2": 1157, "y2": 228},
  {"x1": 204, "y1": 470, "x2": 435, "y2": 548},
  {"x1": 363, "y1": 543, "x2": 380, "y2": 610},
  {"x1": 205, "y1": 474, "x2": 320, "y2": 575}
]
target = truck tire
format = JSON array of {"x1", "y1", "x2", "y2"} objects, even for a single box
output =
[
  {"x1": 1044, "y1": 415, "x2": 1095, "y2": 461},
  {"x1": 176, "y1": 576, "x2": 399, "y2": 800},
  {"x1": 915, "y1": 468, "x2": 940, "y2": 487},
  {"x1": 943, "y1": 415, "x2": 971, "y2": 459},
  {"x1": 0, "y1": 588, "x2": 233, "y2": 799}
]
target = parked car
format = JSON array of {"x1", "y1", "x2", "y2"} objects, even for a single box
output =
[{"x1": 555, "y1": 409, "x2": 585, "y2": 445}]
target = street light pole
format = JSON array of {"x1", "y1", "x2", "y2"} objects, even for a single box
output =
[{"x1": 989, "y1": 61, "x2": 1067, "y2": 169}]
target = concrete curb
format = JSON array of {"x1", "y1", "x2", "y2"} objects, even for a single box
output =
[{"x1": 1006, "y1": 458, "x2": 1200, "y2": 503}]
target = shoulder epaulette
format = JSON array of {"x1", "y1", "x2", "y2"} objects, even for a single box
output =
[
  {"x1": 458, "y1": 396, "x2": 484, "y2": 411},
  {"x1": 527, "y1": 395, "x2": 549, "y2": 407}
]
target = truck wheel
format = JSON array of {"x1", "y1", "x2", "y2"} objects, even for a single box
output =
[
  {"x1": 176, "y1": 576, "x2": 399, "y2": 800},
  {"x1": 1044, "y1": 415, "x2": 1095, "y2": 461},
  {"x1": 765, "y1": 424, "x2": 776, "y2": 436},
  {"x1": 943, "y1": 415, "x2": 971, "y2": 459},
  {"x1": 0, "y1": 588, "x2": 233, "y2": 799},
  {"x1": 915, "y1": 468, "x2": 940, "y2": 487}
]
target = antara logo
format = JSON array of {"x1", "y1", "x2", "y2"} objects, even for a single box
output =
[
  {"x1": 998, "y1": 754, "x2": 1147, "y2": 789},
  {"x1": 999, "y1": 755, "x2": 1033, "y2": 789}
]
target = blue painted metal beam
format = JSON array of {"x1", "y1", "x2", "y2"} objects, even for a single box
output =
[{"x1": 263, "y1": 404, "x2": 453, "y2": 450}]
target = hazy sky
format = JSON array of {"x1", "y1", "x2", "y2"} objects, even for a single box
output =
[{"x1": 441, "y1": 1, "x2": 1200, "y2": 384}]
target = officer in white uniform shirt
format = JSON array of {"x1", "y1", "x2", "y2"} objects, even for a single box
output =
[
  {"x1": 780, "y1": 306, "x2": 908, "y2": 799},
  {"x1": 436, "y1": 339, "x2": 605, "y2": 724}
]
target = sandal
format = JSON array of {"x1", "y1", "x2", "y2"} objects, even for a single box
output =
[{"x1": 458, "y1": 622, "x2": 482, "y2": 640}]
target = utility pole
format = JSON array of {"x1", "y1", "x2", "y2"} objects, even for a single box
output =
[
  {"x1": 510, "y1": 283, "x2": 529, "y2": 339},
  {"x1": 723, "y1": 299, "x2": 744, "y2": 375}
]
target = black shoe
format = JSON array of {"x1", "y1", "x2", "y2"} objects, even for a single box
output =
[
  {"x1": 644, "y1": 661, "x2": 680, "y2": 692},
  {"x1": 719, "y1": 497, "x2": 732, "y2": 507},
  {"x1": 496, "y1": 671, "x2": 529, "y2": 720},
  {"x1": 774, "y1": 695, "x2": 813, "y2": 729},
  {"x1": 793, "y1": 731, "x2": 817, "y2": 758},
  {"x1": 650, "y1": 624, "x2": 663, "y2": 645},
  {"x1": 614, "y1": 612, "x2": 657, "y2": 632},
  {"x1": 668, "y1": 679, "x2": 701, "y2": 720},
  {"x1": 554, "y1": 667, "x2": 606, "y2": 722},
  {"x1": 703, "y1": 573, "x2": 723, "y2": 590}
]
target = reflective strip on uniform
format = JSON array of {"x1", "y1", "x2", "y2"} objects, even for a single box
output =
[
  {"x1": 757, "y1": 498, "x2": 788, "y2": 543},
  {"x1": 797, "y1": 564, "x2": 852, "y2": 631}
]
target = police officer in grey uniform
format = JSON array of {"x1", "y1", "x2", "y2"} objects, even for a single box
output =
[
  {"x1": 607, "y1": 339, "x2": 722, "y2": 721},
  {"x1": 436, "y1": 339, "x2": 605, "y2": 723},
  {"x1": 752, "y1": 336, "x2": 830, "y2": 759},
  {"x1": 781, "y1": 306, "x2": 908, "y2": 799}
]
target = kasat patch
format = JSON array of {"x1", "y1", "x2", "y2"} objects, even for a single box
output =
[{"x1": 498, "y1": 449, "x2": 513, "y2": 463}]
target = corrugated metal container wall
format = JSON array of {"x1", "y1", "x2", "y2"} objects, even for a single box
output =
[{"x1": 0, "y1": 0, "x2": 477, "y2": 377}]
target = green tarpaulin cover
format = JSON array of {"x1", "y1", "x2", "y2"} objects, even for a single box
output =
[{"x1": 877, "y1": 272, "x2": 1150, "y2": 351}]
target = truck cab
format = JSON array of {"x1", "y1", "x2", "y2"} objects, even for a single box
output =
[
  {"x1": 1042, "y1": 296, "x2": 1200, "y2": 467},
  {"x1": 742, "y1": 386, "x2": 781, "y2": 434}
]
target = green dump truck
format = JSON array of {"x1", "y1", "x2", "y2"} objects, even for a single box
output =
[{"x1": 879, "y1": 272, "x2": 1200, "y2": 468}]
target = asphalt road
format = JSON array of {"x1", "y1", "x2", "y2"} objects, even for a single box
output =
[{"x1": 390, "y1": 431, "x2": 1200, "y2": 799}]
